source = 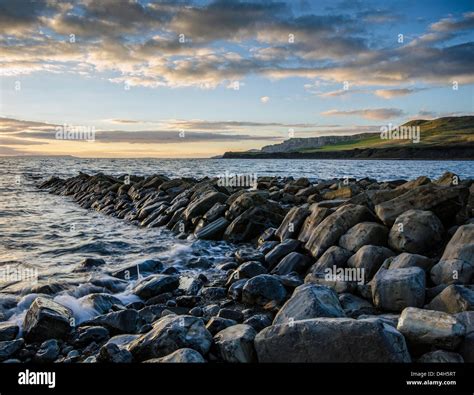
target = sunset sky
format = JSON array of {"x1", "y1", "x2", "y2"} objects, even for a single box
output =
[{"x1": 0, "y1": 0, "x2": 473, "y2": 157}]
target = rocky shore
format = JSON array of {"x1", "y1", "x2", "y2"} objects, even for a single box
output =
[{"x1": 0, "y1": 170, "x2": 473, "y2": 363}]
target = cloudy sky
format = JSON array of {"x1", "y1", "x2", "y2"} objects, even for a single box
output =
[{"x1": 0, "y1": 0, "x2": 473, "y2": 157}]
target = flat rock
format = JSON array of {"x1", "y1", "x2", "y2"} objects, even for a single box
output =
[{"x1": 133, "y1": 275, "x2": 179, "y2": 299}]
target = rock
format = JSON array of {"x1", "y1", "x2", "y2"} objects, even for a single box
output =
[
  {"x1": 0, "y1": 322, "x2": 19, "y2": 341},
  {"x1": 73, "y1": 326, "x2": 110, "y2": 347},
  {"x1": 374, "y1": 184, "x2": 468, "y2": 227},
  {"x1": 0, "y1": 339, "x2": 24, "y2": 362},
  {"x1": 271, "y1": 252, "x2": 312, "y2": 275},
  {"x1": 273, "y1": 284, "x2": 345, "y2": 325},
  {"x1": 199, "y1": 287, "x2": 227, "y2": 301},
  {"x1": 388, "y1": 210, "x2": 444, "y2": 255},
  {"x1": 217, "y1": 309, "x2": 243, "y2": 322},
  {"x1": 387, "y1": 253, "x2": 433, "y2": 271},
  {"x1": 228, "y1": 279, "x2": 247, "y2": 301},
  {"x1": 339, "y1": 222, "x2": 388, "y2": 252},
  {"x1": 257, "y1": 228, "x2": 277, "y2": 247},
  {"x1": 305, "y1": 204, "x2": 375, "y2": 260},
  {"x1": 184, "y1": 191, "x2": 228, "y2": 221},
  {"x1": 35, "y1": 339, "x2": 60, "y2": 362},
  {"x1": 98, "y1": 343, "x2": 133, "y2": 363},
  {"x1": 195, "y1": 217, "x2": 230, "y2": 240},
  {"x1": 214, "y1": 324, "x2": 257, "y2": 363},
  {"x1": 372, "y1": 267, "x2": 426, "y2": 312},
  {"x1": 111, "y1": 259, "x2": 163, "y2": 280},
  {"x1": 265, "y1": 239, "x2": 300, "y2": 269},
  {"x1": 347, "y1": 245, "x2": 395, "y2": 282},
  {"x1": 397, "y1": 307, "x2": 465, "y2": 350},
  {"x1": 396, "y1": 176, "x2": 431, "y2": 190},
  {"x1": 255, "y1": 318, "x2": 410, "y2": 362},
  {"x1": 133, "y1": 275, "x2": 179, "y2": 299},
  {"x1": 275, "y1": 206, "x2": 310, "y2": 241},
  {"x1": 456, "y1": 311, "x2": 474, "y2": 362},
  {"x1": 83, "y1": 309, "x2": 139, "y2": 335},
  {"x1": 144, "y1": 348, "x2": 205, "y2": 363},
  {"x1": 23, "y1": 297, "x2": 73, "y2": 342},
  {"x1": 80, "y1": 293, "x2": 124, "y2": 315},
  {"x1": 308, "y1": 246, "x2": 352, "y2": 275},
  {"x1": 339, "y1": 293, "x2": 376, "y2": 318},
  {"x1": 228, "y1": 262, "x2": 267, "y2": 285},
  {"x1": 426, "y1": 285, "x2": 474, "y2": 313},
  {"x1": 235, "y1": 248, "x2": 265, "y2": 264},
  {"x1": 178, "y1": 276, "x2": 203, "y2": 296},
  {"x1": 297, "y1": 206, "x2": 331, "y2": 243},
  {"x1": 241, "y1": 275, "x2": 287, "y2": 306},
  {"x1": 418, "y1": 350, "x2": 464, "y2": 363},
  {"x1": 128, "y1": 315, "x2": 213, "y2": 361},
  {"x1": 430, "y1": 224, "x2": 474, "y2": 285},
  {"x1": 434, "y1": 171, "x2": 461, "y2": 187},
  {"x1": 205, "y1": 317, "x2": 237, "y2": 335},
  {"x1": 243, "y1": 315, "x2": 270, "y2": 332}
]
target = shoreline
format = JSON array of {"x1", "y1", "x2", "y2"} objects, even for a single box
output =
[{"x1": 0, "y1": 171, "x2": 472, "y2": 363}]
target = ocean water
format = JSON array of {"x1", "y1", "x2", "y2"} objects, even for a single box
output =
[{"x1": 0, "y1": 157, "x2": 472, "y2": 327}]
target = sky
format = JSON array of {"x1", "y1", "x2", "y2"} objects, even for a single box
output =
[{"x1": 0, "y1": 0, "x2": 473, "y2": 158}]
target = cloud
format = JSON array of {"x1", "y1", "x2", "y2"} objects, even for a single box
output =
[
  {"x1": 374, "y1": 88, "x2": 426, "y2": 99},
  {"x1": 260, "y1": 96, "x2": 270, "y2": 104},
  {"x1": 322, "y1": 108, "x2": 405, "y2": 120}
]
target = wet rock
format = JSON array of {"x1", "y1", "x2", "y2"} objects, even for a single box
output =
[
  {"x1": 305, "y1": 204, "x2": 375, "y2": 260},
  {"x1": 195, "y1": 217, "x2": 230, "y2": 240},
  {"x1": 133, "y1": 275, "x2": 179, "y2": 299},
  {"x1": 178, "y1": 277, "x2": 204, "y2": 296},
  {"x1": 0, "y1": 322, "x2": 19, "y2": 341},
  {"x1": 297, "y1": 206, "x2": 331, "y2": 243},
  {"x1": 375, "y1": 184, "x2": 469, "y2": 227},
  {"x1": 308, "y1": 246, "x2": 352, "y2": 275},
  {"x1": 265, "y1": 239, "x2": 300, "y2": 269},
  {"x1": 235, "y1": 248, "x2": 265, "y2": 264},
  {"x1": 228, "y1": 279, "x2": 247, "y2": 301},
  {"x1": 241, "y1": 275, "x2": 287, "y2": 306},
  {"x1": 275, "y1": 206, "x2": 310, "y2": 241},
  {"x1": 372, "y1": 267, "x2": 425, "y2": 312},
  {"x1": 397, "y1": 307, "x2": 465, "y2": 350},
  {"x1": 257, "y1": 228, "x2": 277, "y2": 247},
  {"x1": 271, "y1": 252, "x2": 312, "y2": 275},
  {"x1": 98, "y1": 343, "x2": 133, "y2": 363},
  {"x1": 79, "y1": 258, "x2": 106, "y2": 270},
  {"x1": 144, "y1": 348, "x2": 205, "y2": 363},
  {"x1": 426, "y1": 285, "x2": 474, "y2": 314},
  {"x1": 23, "y1": 297, "x2": 73, "y2": 342},
  {"x1": 73, "y1": 326, "x2": 109, "y2": 347},
  {"x1": 199, "y1": 287, "x2": 227, "y2": 301},
  {"x1": 227, "y1": 262, "x2": 267, "y2": 285},
  {"x1": 35, "y1": 339, "x2": 60, "y2": 362},
  {"x1": 255, "y1": 318, "x2": 410, "y2": 362},
  {"x1": 214, "y1": 324, "x2": 257, "y2": 363},
  {"x1": 430, "y1": 224, "x2": 474, "y2": 285},
  {"x1": 184, "y1": 191, "x2": 228, "y2": 221},
  {"x1": 0, "y1": 339, "x2": 24, "y2": 362},
  {"x1": 388, "y1": 210, "x2": 444, "y2": 255},
  {"x1": 83, "y1": 309, "x2": 139, "y2": 335},
  {"x1": 111, "y1": 259, "x2": 163, "y2": 280},
  {"x1": 273, "y1": 284, "x2": 345, "y2": 325},
  {"x1": 347, "y1": 245, "x2": 395, "y2": 282},
  {"x1": 418, "y1": 350, "x2": 464, "y2": 363},
  {"x1": 80, "y1": 293, "x2": 124, "y2": 315},
  {"x1": 339, "y1": 222, "x2": 388, "y2": 252},
  {"x1": 217, "y1": 308, "x2": 243, "y2": 322},
  {"x1": 128, "y1": 314, "x2": 213, "y2": 361},
  {"x1": 205, "y1": 317, "x2": 237, "y2": 335},
  {"x1": 339, "y1": 293, "x2": 376, "y2": 318}
]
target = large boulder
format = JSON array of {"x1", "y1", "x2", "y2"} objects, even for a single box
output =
[
  {"x1": 307, "y1": 246, "x2": 352, "y2": 275},
  {"x1": 426, "y1": 285, "x2": 474, "y2": 314},
  {"x1": 275, "y1": 206, "x2": 310, "y2": 241},
  {"x1": 347, "y1": 245, "x2": 395, "y2": 282},
  {"x1": 273, "y1": 284, "x2": 345, "y2": 325},
  {"x1": 128, "y1": 314, "x2": 212, "y2": 361},
  {"x1": 23, "y1": 297, "x2": 73, "y2": 342},
  {"x1": 144, "y1": 348, "x2": 205, "y2": 363},
  {"x1": 265, "y1": 239, "x2": 300, "y2": 269},
  {"x1": 374, "y1": 184, "x2": 469, "y2": 227},
  {"x1": 271, "y1": 252, "x2": 312, "y2": 275},
  {"x1": 195, "y1": 217, "x2": 230, "y2": 240},
  {"x1": 339, "y1": 222, "x2": 388, "y2": 252},
  {"x1": 241, "y1": 275, "x2": 287, "y2": 306},
  {"x1": 305, "y1": 204, "x2": 375, "y2": 260},
  {"x1": 255, "y1": 318, "x2": 410, "y2": 362},
  {"x1": 372, "y1": 267, "x2": 425, "y2": 312},
  {"x1": 82, "y1": 309, "x2": 139, "y2": 335},
  {"x1": 397, "y1": 307, "x2": 465, "y2": 350},
  {"x1": 388, "y1": 210, "x2": 444, "y2": 255},
  {"x1": 430, "y1": 224, "x2": 474, "y2": 285},
  {"x1": 133, "y1": 275, "x2": 179, "y2": 299},
  {"x1": 213, "y1": 324, "x2": 257, "y2": 363},
  {"x1": 386, "y1": 253, "x2": 434, "y2": 271}
]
